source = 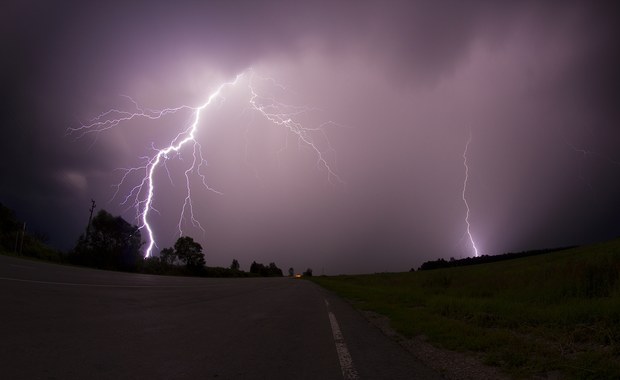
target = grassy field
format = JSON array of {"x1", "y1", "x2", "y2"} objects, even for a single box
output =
[{"x1": 311, "y1": 239, "x2": 620, "y2": 379}]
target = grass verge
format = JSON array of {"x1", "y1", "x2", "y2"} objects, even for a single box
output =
[{"x1": 311, "y1": 239, "x2": 620, "y2": 379}]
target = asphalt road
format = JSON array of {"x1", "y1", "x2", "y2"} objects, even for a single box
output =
[{"x1": 0, "y1": 255, "x2": 439, "y2": 379}]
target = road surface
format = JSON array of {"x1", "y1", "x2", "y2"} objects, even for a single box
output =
[{"x1": 0, "y1": 255, "x2": 439, "y2": 379}]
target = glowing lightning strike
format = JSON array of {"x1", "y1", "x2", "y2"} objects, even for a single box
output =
[
  {"x1": 68, "y1": 70, "x2": 342, "y2": 257},
  {"x1": 565, "y1": 141, "x2": 620, "y2": 190},
  {"x1": 462, "y1": 129, "x2": 480, "y2": 257}
]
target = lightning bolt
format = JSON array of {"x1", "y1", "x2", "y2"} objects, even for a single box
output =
[
  {"x1": 462, "y1": 129, "x2": 480, "y2": 257},
  {"x1": 68, "y1": 69, "x2": 342, "y2": 257},
  {"x1": 566, "y1": 142, "x2": 594, "y2": 190},
  {"x1": 565, "y1": 141, "x2": 620, "y2": 190}
]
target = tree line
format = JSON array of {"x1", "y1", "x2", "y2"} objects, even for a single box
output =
[
  {"x1": 0, "y1": 203, "x2": 289, "y2": 278},
  {"x1": 0, "y1": 202, "x2": 62, "y2": 261},
  {"x1": 76, "y1": 209, "x2": 286, "y2": 277},
  {"x1": 414, "y1": 246, "x2": 577, "y2": 271}
]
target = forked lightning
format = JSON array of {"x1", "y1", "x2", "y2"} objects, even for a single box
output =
[{"x1": 68, "y1": 70, "x2": 341, "y2": 257}]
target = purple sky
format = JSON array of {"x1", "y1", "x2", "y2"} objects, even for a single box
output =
[{"x1": 2, "y1": 1, "x2": 619, "y2": 274}]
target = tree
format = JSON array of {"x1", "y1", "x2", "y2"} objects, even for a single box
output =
[
  {"x1": 72, "y1": 209, "x2": 142, "y2": 270},
  {"x1": 288, "y1": 267, "x2": 294, "y2": 277},
  {"x1": 0, "y1": 202, "x2": 61, "y2": 261},
  {"x1": 268, "y1": 262, "x2": 283, "y2": 277},
  {"x1": 230, "y1": 259, "x2": 240, "y2": 271},
  {"x1": 0, "y1": 202, "x2": 21, "y2": 251},
  {"x1": 250, "y1": 261, "x2": 262, "y2": 275},
  {"x1": 250, "y1": 261, "x2": 283, "y2": 277},
  {"x1": 160, "y1": 247, "x2": 176, "y2": 266},
  {"x1": 174, "y1": 236, "x2": 205, "y2": 269},
  {"x1": 303, "y1": 268, "x2": 313, "y2": 277}
]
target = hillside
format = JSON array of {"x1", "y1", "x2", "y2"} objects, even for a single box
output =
[{"x1": 312, "y1": 239, "x2": 620, "y2": 378}]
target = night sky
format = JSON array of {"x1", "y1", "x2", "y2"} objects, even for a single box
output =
[{"x1": 2, "y1": 1, "x2": 619, "y2": 274}]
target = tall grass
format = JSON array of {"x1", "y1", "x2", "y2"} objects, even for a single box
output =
[{"x1": 312, "y1": 240, "x2": 620, "y2": 379}]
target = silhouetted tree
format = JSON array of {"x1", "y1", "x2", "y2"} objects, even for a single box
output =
[
  {"x1": 72, "y1": 209, "x2": 142, "y2": 270},
  {"x1": 303, "y1": 268, "x2": 313, "y2": 277},
  {"x1": 0, "y1": 203, "x2": 63, "y2": 261},
  {"x1": 160, "y1": 247, "x2": 176, "y2": 265},
  {"x1": 174, "y1": 236, "x2": 205, "y2": 269},
  {"x1": 0, "y1": 202, "x2": 21, "y2": 251},
  {"x1": 268, "y1": 262, "x2": 283, "y2": 277},
  {"x1": 418, "y1": 246, "x2": 577, "y2": 271},
  {"x1": 230, "y1": 259, "x2": 240, "y2": 271},
  {"x1": 139, "y1": 256, "x2": 166, "y2": 275},
  {"x1": 250, "y1": 261, "x2": 263, "y2": 275},
  {"x1": 250, "y1": 261, "x2": 283, "y2": 277},
  {"x1": 288, "y1": 267, "x2": 294, "y2": 277}
]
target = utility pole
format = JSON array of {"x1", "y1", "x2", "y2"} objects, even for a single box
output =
[
  {"x1": 18, "y1": 222, "x2": 26, "y2": 255},
  {"x1": 86, "y1": 199, "x2": 96, "y2": 238}
]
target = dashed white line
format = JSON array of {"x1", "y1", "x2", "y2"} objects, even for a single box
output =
[{"x1": 325, "y1": 299, "x2": 359, "y2": 380}]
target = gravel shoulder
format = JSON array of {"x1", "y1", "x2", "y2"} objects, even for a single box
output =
[{"x1": 361, "y1": 310, "x2": 511, "y2": 380}]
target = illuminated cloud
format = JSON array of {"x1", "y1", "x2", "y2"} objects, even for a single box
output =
[
  {"x1": 1, "y1": 1, "x2": 619, "y2": 273},
  {"x1": 56, "y1": 170, "x2": 88, "y2": 194}
]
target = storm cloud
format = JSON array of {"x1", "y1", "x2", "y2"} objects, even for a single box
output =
[{"x1": 2, "y1": 1, "x2": 619, "y2": 273}]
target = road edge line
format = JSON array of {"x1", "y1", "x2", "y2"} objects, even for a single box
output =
[{"x1": 325, "y1": 299, "x2": 359, "y2": 380}]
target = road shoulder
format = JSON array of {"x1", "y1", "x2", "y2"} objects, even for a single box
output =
[{"x1": 315, "y1": 284, "x2": 442, "y2": 380}]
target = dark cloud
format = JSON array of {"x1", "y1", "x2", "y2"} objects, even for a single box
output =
[{"x1": 1, "y1": 1, "x2": 619, "y2": 273}]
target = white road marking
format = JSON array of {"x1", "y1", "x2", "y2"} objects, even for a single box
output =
[{"x1": 325, "y1": 298, "x2": 359, "y2": 380}]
